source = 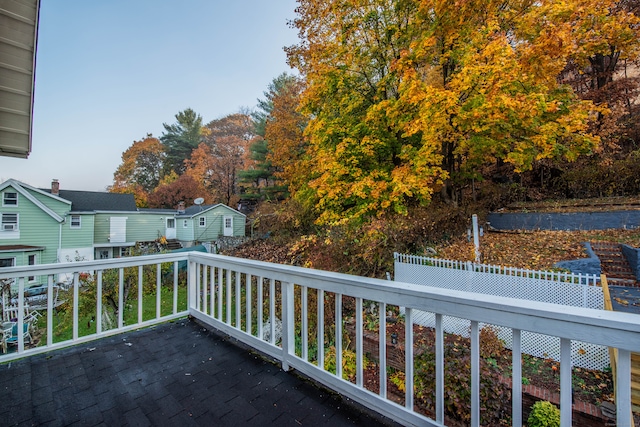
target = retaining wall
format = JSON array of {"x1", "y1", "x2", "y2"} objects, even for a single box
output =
[{"x1": 487, "y1": 210, "x2": 640, "y2": 231}]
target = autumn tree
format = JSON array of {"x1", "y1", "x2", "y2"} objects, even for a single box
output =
[
  {"x1": 287, "y1": 0, "x2": 428, "y2": 224},
  {"x1": 109, "y1": 135, "x2": 166, "y2": 207},
  {"x1": 185, "y1": 113, "x2": 256, "y2": 206},
  {"x1": 160, "y1": 108, "x2": 205, "y2": 174},
  {"x1": 558, "y1": 0, "x2": 640, "y2": 153},
  {"x1": 264, "y1": 75, "x2": 308, "y2": 194},
  {"x1": 147, "y1": 174, "x2": 203, "y2": 209},
  {"x1": 287, "y1": 0, "x2": 638, "y2": 224},
  {"x1": 239, "y1": 73, "x2": 303, "y2": 200}
]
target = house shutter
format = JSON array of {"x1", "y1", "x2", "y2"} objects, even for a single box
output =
[{"x1": 110, "y1": 217, "x2": 127, "y2": 243}]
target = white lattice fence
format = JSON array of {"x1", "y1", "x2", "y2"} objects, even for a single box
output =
[{"x1": 394, "y1": 253, "x2": 609, "y2": 370}]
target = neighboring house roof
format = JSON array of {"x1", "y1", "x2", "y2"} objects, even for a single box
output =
[
  {"x1": 176, "y1": 204, "x2": 246, "y2": 218},
  {"x1": 41, "y1": 189, "x2": 138, "y2": 212}
]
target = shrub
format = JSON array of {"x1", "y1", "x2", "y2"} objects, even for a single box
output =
[
  {"x1": 413, "y1": 334, "x2": 510, "y2": 425},
  {"x1": 324, "y1": 347, "x2": 367, "y2": 382},
  {"x1": 527, "y1": 400, "x2": 560, "y2": 427}
]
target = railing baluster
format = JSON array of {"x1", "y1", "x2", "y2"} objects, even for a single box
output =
[
  {"x1": 405, "y1": 307, "x2": 413, "y2": 411},
  {"x1": 336, "y1": 293, "x2": 342, "y2": 379},
  {"x1": 118, "y1": 268, "x2": 124, "y2": 329},
  {"x1": 235, "y1": 272, "x2": 241, "y2": 328},
  {"x1": 317, "y1": 289, "x2": 324, "y2": 370},
  {"x1": 214, "y1": 266, "x2": 216, "y2": 317},
  {"x1": 379, "y1": 302, "x2": 387, "y2": 399},
  {"x1": 282, "y1": 281, "x2": 294, "y2": 371},
  {"x1": 257, "y1": 276, "x2": 264, "y2": 339},
  {"x1": 173, "y1": 261, "x2": 178, "y2": 314},
  {"x1": 138, "y1": 266, "x2": 143, "y2": 323},
  {"x1": 47, "y1": 275, "x2": 54, "y2": 346},
  {"x1": 97, "y1": 271, "x2": 103, "y2": 334},
  {"x1": 196, "y1": 264, "x2": 202, "y2": 313},
  {"x1": 302, "y1": 285, "x2": 308, "y2": 361},
  {"x1": 217, "y1": 268, "x2": 223, "y2": 321},
  {"x1": 18, "y1": 277, "x2": 25, "y2": 352},
  {"x1": 226, "y1": 270, "x2": 232, "y2": 325},
  {"x1": 269, "y1": 279, "x2": 275, "y2": 345},
  {"x1": 435, "y1": 313, "x2": 444, "y2": 423},
  {"x1": 202, "y1": 265, "x2": 208, "y2": 315},
  {"x1": 156, "y1": 263, "x2": 161, "y2": 319},
  {"x1": 356, "y1": 297, "x2": 363, "y2": 387},
  {"x1": 560, "y1": 338, "x2": 572, "y2": 426},
  {"x1": 245, "y1": 273, "x2": 252, "y2": 334},
  {"x1": 74, "y1": 272, "x2": 80, "y2": 339}
]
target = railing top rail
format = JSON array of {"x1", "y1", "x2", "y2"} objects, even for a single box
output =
[
  {"x1": 0, "y1": 252, "x2": 190, "y2": 280},
  {"x1": 190, "y1": 252, "x2": 640, "y2": 352}
]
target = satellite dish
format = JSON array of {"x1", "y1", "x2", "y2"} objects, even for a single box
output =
[{"x1": 194, "y1": 197, "x2": 204, "y2": 205}]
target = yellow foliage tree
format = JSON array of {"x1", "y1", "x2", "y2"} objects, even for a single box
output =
[{"x1": 287, "y1": 0, "x2": 639, "y2": 223}]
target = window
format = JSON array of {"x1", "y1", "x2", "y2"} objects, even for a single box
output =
[
  {"x1": 120, "y1": 247, "x2": 130, "y2": 257},
  {"x1": 70, "y1": 215, "x2": 81, "y2": 228},
  {"x1": 2, "y1": 192, "x2": 17, "y2": 206},
  {"x1": 225, "y1": 217, "x2": 232, "y2": 228},
  {"x1": 166, "y1": 218, "x2": 175, "y2": 229},
  {"x1": 28, "y1": 254, "x2": 36, "y2": 281},
  {"x1": 183, "y1": 220, "x2": 188, "y2": 228},
  {"x1": 199, "y1": 217, "x2": 206, "y2": 227},
  {"x1": 98, "y1": 249, "x2": 110, "y2": 259},
  {"x1": 1, "y1": 213, "x2": 18, "y2": 231},
  {"x1": 0, "y1": 257, "x2": 14, "y2": 268}
]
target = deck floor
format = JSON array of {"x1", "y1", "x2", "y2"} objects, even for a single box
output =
[{"x1": 0, "y1": 319, "x2": 399, "y2": 426}]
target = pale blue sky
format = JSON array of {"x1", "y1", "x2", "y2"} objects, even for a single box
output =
[{"x1": 0, "y1": 0, "x2": 299, "y2": 191}]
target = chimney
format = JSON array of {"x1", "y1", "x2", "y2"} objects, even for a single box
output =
[
  {"x1": 177, "y1": 201, "x2": 185, "y2": 213},
  {"x1": 51, "y1": 179, "x2": 59, "y2": 196}
]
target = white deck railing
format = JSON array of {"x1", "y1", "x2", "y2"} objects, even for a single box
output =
[{"x1": 1, "y1": 252, "x2": 639, "y2": 427}]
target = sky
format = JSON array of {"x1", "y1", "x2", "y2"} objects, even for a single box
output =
[{"x1": 0, "y1": 0, "x2": 300, "y2": 192}]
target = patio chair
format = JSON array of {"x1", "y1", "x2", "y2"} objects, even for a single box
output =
[{"x1": 5, "y1": 322, "x2": 31, "y2": 349}]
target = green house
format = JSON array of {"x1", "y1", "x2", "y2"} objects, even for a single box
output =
[
  {"x1": 175, "y1": 204, "x2": 246, "y2": 246},
  {"x1": 0, "y1": 179, "x2": 247, "y2": 278}
]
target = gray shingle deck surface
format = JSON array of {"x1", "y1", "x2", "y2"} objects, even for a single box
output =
[{"x1": 0, "y1": 319, "x2": 400, "y2": 426}]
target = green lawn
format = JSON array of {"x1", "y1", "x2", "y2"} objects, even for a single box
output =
[{"x1": 34, "y1": 285, "x2": 188, "y2": 345}]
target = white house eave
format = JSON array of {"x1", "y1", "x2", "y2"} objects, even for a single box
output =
[
  {"x1": 93, "y1": 242, "x2": 136, "y2": 248},
  {"x1": 0, "y1": 0, "x2": 40, "y2": 158},
  {"x1": 93, "y1": 210, "x2": 156, "y2": 215},
  {"x1": 176, "y1": 204, "x2": 246, "y2": 219}
]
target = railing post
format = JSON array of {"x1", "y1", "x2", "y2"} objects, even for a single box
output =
[
  {"x1": 512, "y1": 329, "x2": 522, "y2": 427},
  {"x1": 560, "y1": 338, "x2": 572, "y2": 427},
  {"x1": 470, "y1": 321, "x2": 479, "y2": 427},
  {"x1": 616, "y1": 349, "x2": 632, "y2": 427},
  {"x1": 281, "y1": 281, "x2": 294, "y2": 371},
  {"x1": 188, "y1": 258, "x2": 197, "y2": 312}
]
